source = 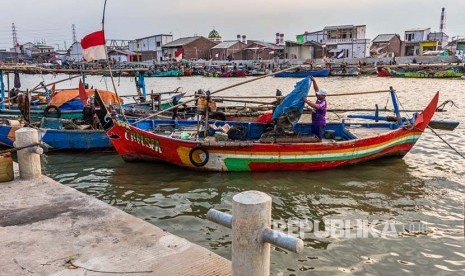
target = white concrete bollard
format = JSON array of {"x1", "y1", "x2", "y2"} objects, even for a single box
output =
[
  {"x1": 15, "y1": 127, "x2": 42, "y2": 180},
  {"x1": 232, "y1": 190, "x2": 271, "y2": 276}
]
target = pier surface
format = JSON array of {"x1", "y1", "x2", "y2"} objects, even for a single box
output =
[{"x1": 0, "y1": 164, "x2": 231, "y2": 275}]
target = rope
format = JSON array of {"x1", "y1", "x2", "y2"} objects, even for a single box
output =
[{"x1": 427, "y1": 126, "x2": 465, "y2": 159}]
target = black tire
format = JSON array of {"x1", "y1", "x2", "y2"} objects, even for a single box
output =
[
  {"x1": 209, "y1": 111, "x2": 226, "y2": 121},
  {"x1": 189, "y1": 146, "x2": 209, "y2": 167},
  {"x1": 44, "y1": 105, "x2": 61, "y2": 118}
]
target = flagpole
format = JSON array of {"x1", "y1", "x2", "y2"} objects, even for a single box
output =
[{"x1": 101, "y1": 0, "x2": 127, "y2": 120}]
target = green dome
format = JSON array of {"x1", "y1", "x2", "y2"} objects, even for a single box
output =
[{"x1": 208, "y1": 29, "x2": 221, "y2": 39}]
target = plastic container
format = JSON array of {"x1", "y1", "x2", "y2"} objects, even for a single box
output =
[
  {"x1": 0, "y1": 153, "x2": 14, "y2": 183},
  {"x1": 180, "y1": 132, "x2": 190, "y2": 140}
]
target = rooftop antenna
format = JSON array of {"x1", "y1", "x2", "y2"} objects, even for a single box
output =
[{"x1": 439, "y1": 7, "x2": 446, "y2": 33}]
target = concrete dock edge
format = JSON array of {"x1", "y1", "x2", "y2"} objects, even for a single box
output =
[{"x1": 0, "y1": 163, "x2": 231, "y2": 275}]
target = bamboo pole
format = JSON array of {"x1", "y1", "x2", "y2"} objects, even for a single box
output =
[
  {"x1": 212, "y1": 89, "x2": 391, "y2": 100},
  {"x1": 131, "y1": 66, "x2": 300, "y2": 124}
]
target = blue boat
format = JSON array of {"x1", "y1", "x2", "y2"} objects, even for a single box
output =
[
  {"x1": 274, "y1": 69, "x2": 329, "y2": 78},
  {"x1": 0, "y1": 118, "x2": 112, "y2": 150}
]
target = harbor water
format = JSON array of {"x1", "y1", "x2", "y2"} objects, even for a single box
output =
[{"x1": 19, "y1": 74, "x2": 465, "y2": 274}]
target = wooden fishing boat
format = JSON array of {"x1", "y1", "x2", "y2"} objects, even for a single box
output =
[
  {"x1": 275, "y1": 69, "x2": 329, "y2": 78},
  {"x1": 145, "y1": 70, "x2": 179, "y2": 77},
  {"x1": 0, "y1": 87, "x2": 123, "y2": 121},
  {"x1": 377, "y1": 65, "x2": 464, "y2": 78},
  {"x1": 0, "y1": 118, "x2": 112, "y2": 150},
  {"x1": 330, "y1": 66, "x2": 360, "y2": 76},
  {"x1": 376, "y1": 67, "x2": 392, "y2": 77},
  {"x1": 94, "y1": 87, "x2": 439, "y2": 172}
]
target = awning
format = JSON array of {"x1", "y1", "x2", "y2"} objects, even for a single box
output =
[{"x1": 328, "y1": 49, "x2": 343, "y2": 53}]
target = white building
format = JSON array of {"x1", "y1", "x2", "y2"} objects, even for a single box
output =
[
  {"x1": 302, "y1": 25, "x2": 370, "y2": 58},
  {"x1": 129, "y1": 34, "x2": 173, "y2": 62},
  {"x1": 404, "y1": 28, "x2": 431, "y2": 56}
]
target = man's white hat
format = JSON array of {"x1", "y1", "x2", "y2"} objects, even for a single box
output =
[{"x1": 316, "y1": 88, "x2": 328, "y2": 96}]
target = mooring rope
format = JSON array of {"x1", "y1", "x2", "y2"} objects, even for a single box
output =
[{"x1": 427, "y1": 126, "x2": 465, "y2": 159}]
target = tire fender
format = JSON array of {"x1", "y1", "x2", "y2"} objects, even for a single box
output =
[
  {"x1": 188, "y1": 146, "x2": 209, "y2": 167},
  {"x1": 44, "y1": 105, "x2": 61, "y2": 118}
]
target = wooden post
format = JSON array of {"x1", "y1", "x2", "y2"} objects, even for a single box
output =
[
  {"x1": 232, "y1": 191, "x2": 271, "y2": 276},
  {"x1": 15, "y1": 128, "x2": 42, "y2": 180}
]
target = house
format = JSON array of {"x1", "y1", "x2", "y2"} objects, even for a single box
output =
[
  {"x1": 108, "y1": 49, "x2": 138, "y2": 62},
  {"x1": 68, "y1": 41, "x2": 83, "y2": 62},
  {"x1": 211, "y1": 40, "x2": 246, "y2": 60},
  {"x1": 129, "y1": 34, "x2": 173, "y2": 62},
  {"x1": 427, "y1": 32, "x2": 449, "y2": 50},
  {"x1": 370, "y1": 34, "x2": 402, "y2": 57},
  {"x1": 162, "y1": 36, "x2": 217, "y2": 61},
  {"x1": 300, "y1": 25, "x2": 370, "y2": 58},
  {"x1": 285, "y1": 41, "x2": 323, "y2": 60},
  {"x1": 404, "y1": 28, "x2": 431, "y2": 56},
  {"x1": 232, "y1": 40, "x2": 284, "y2": 60}
]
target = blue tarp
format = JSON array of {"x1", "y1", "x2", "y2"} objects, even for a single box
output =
[
  {"x1": 272, "y1": 77, "x2": 311, "y2": 125},
  {"x1": 60, "y1": 99, "x2": 84, "y2": 110}
]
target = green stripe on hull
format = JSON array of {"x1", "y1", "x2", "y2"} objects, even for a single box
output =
[{"x1": 223, "y1": 138, "x2": 419, "y2": 171}]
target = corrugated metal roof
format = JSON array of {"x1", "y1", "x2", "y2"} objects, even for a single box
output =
[
  {"x1": 405, "y1": 27, "x2": 430, "y2": 32},
  {"x1": 372, "y1": 34, "x2": 397, "y2": 43},
  {"x1": 163, "y1": 36, "x2": 202, "y2": 47},
  {"x1": 324, "y1": 25, "x2": 354, "y2": 30},
  {"x1": 212, "y1": 41, "x2": 242, "y2": 49},
  {"x1": 246, "y1": 40, "x2": 282, "y2": 50}
]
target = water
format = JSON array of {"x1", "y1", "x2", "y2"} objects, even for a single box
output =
[{"x1": 18, "y1": 74, "x2": 465, "y2": 274}]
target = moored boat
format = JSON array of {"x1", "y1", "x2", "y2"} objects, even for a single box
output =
[
  {"x1": 275, "y1": 69, "x2": 329, "y2": 78},
  {"x1": 0, "y1": 117, "x2": 112, "y2": 150},
  {"x1": 94, "y1": 80, "x2": 439, "y2": 172}
]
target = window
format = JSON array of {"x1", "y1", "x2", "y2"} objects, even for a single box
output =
[
  {"x1": 156, "y1": 42, "x2": 161, "y2": 47},
  {"x1": 406, "y1": 33, "x2": 415, "y2": 41}
]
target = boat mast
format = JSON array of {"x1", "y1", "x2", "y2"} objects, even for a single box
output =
[{"x1": 389, "y1": 86, "x2": 402, "y2": 125}]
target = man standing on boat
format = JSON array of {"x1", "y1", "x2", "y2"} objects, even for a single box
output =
[{"x1": 305, "y1": 76, "x2": 327, "y2": 140}]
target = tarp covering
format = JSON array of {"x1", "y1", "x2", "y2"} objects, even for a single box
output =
[
  {"x1": 272, "y1": 77, "x2": 311, "y2": 125},
  {"x1": 49, "y1": 89, "x2": 123, "y2": 108}
]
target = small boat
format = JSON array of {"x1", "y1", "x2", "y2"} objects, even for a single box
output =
[
  {"x1": 376, "y1": 67, "x2": 392, "y2": 77},
  {"x1": 274, "y1": 69, "x2": 329, "y2": 78},
  {"x1": 145, "y1": 70, "x2": 179, "y2": 77},
  {"x1": 0, "y1": 117, "x2": 112, "y2": 150},
  {"x1": 377, "y1": 65, "x2": 464, "y2": 78},
  {"x1": 330, "y1": 66, "x2": 360, "y2": 76},
  {"x1": 0, "y1": 88, "x2": 123, "y2": 121},
  {"x1": 94, "y1": 78, "x2": 439, "y2": 172}
]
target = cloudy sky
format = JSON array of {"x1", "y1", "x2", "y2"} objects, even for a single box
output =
[{"x1": 0, "y1": 0, "x2": 464, "y2": 50}]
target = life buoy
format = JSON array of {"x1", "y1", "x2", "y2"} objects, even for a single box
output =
[
  {"x1": 44, "y1": 105, "x2": 61, "y2": 118},
  {"x1": 209, "y1": 111, "x2": 226, "y2": 121},
  {"x1": 189, "y1": 146, "x2": 209, "y2": 167}
]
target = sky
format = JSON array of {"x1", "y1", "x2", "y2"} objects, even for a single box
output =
[{"x1": 1, "y1": 0, "x2": 464, "y2": 50}]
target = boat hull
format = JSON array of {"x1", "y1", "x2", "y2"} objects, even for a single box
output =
[
  {"x1": 0, "y1": 125, "x2": 111, "y2": 150},
  {"x1": 275, "y1": 69, "x2": 329, "y2": 78}
]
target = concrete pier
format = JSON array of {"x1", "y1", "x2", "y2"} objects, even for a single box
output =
[{"x1": 0, "y1": 164, "x2": 231, "y2": 275}]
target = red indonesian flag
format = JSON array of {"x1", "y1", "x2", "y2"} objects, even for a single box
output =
[
  {"x1": 175, "y1": 48, "x2": 183, "y2": 62},
  {"x1": 81, "y1": 30, "x2": 106, "y2": 61}
]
